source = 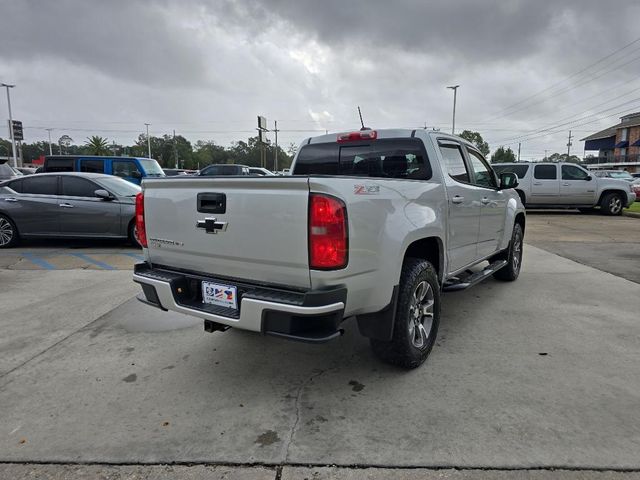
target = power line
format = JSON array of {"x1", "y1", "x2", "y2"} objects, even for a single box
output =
[{"x1": 483, "y1": 35, "x2": 640, "y2": 121}]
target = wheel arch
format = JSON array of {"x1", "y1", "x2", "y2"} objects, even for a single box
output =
[
  {"x1": 597, "y1": 189, "x2": 627, "y2": 205},
  {"x1": 402, "y1": 236, "x2": 444, "y2": 286}
]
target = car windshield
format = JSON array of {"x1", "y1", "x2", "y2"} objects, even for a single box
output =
[
  {"x1": 95, "y1": 175, "x2": 142, "y2": 197},
  {"x1": 138, "y1": 158, "x2": 165, "y2": 176},
  {"x1": 608, "y1": 171, "x2": 633, "y2": 180}
]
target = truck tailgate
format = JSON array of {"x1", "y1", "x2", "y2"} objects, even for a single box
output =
[{"x1": 142, "y1": 176, "x2": 311, "y2": 289}]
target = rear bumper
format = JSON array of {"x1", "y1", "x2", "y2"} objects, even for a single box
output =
[{"x1": 133, "y1": 263, "x2": 346, "y2": 343}]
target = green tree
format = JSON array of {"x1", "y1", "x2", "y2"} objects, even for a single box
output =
[
  {"x1": 547, "y1": 152, "x2": 581, "y2": 163},
  {"x1": 459, "y1": 130, "x2": 490, "y2": 157},
  {"x1": 84, "y1": 136, "x2": 110, "y2": 155},
  {"x1": 490, "y1": 146, "x2": 517, "y2": 164},
  {"x1": 193, "y1": 140, "x2": 228, "y2": 168}
]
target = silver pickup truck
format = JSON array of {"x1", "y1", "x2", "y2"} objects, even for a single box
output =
[
  {"x1": 133, "y1": 129, "x2": 525, "y2": 368},
  {"x1": 493, "y1": 162, "x2": 636, "y2": 215}
]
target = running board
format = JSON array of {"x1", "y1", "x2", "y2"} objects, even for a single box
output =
[{"x1": 443, "y1": 260, "x2": 508, "y2": 292}]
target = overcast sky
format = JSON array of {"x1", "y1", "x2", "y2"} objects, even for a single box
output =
[{"x1": 1, "y1": 0, "x2": 639, "y2": 159}]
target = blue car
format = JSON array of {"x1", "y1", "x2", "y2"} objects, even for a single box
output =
[{"x1": 39, "y1": 156, "x2": 165, "y2": 184}]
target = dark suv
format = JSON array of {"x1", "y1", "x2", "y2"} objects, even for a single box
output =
[{"x1": 199, "y1": 164, "x2": 251, "y2": 176}]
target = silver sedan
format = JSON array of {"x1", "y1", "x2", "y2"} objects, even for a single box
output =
[{"x1": 0, "y1": 172, "x2": 141, "y2": 248}]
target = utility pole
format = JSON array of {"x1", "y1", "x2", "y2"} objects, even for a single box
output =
[
  {"x1": 173, "y1": 130, "x2": 178, "y2": 168},
  {"x1": 145, "y1": 123, "x2": 151, "y2": 159},
  {"x1": 544, "y1": 149, "x2": 548, "y2": 161},
  {"x1": 517, "y1": 142, "x2": 521, "y2": 162},
  {"x1": 273, "y1": 120, "x2": 279, "y2": 172},
  {"x1": 45, "y1": 128, "x2": 53, "y2": 155},
  {"x1": 566, "y1": 130, "x2": 573, "y2": 157},
  {"x1": 446, "y1": 85, "x2": 459, "y2": 135},
  {"x1": 2, "y1": 83, "x2": 18, "y2": 167}
]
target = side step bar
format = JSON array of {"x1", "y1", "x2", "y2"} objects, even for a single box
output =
[{"x1": 443, "y1": 260, "x2": 508, "y2": 292}]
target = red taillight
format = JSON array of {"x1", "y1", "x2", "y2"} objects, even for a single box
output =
[
  {"x1": 309, "y1": 194, "x2": 348, "y2": 269},
  {"x1": 337, "y1": 130, "x2": 377, "y2": 143},
  {"x1": 135, "y1": 192, "x2": 148, "y2": 248}
]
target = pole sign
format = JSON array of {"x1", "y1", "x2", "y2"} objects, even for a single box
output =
[
  {"x1": 257, "y1": 116, "x2": 267, "y2": 131},
  {"x1": 12, "y1": 120, "x2": 23, "y2": 141}
]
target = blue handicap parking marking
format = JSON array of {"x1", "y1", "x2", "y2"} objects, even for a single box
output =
[
  {"x1": 123, "y1": 252, "x2": 144, "y2": 261},
  {"x1": 21, "y1": 252, "x2": 55, "y2": 270},
  {"x1": 70, "y1": 253, "x2": 116, "y2": 270}
]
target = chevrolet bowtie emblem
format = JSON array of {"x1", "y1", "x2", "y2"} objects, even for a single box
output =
[{"x1": 196, "y1": 217, "x2": 228, "y2": 234}]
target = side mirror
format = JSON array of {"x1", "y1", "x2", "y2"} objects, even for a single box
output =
[
  {"x1": 586, "y1": 175, "x2": 592, "y2": 181},
  {"x1": 95, "y1": 189, "x2": 114, "y2": 200},
  {"x1": 499, "y1": 172, "x2": 519, "y2": 189}
]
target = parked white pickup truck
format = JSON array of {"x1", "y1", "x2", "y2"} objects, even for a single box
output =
[{"x1": 133, "y1": 129, "x2": 526, "y2": 368}]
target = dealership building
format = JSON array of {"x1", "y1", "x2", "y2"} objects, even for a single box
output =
[{"x1": 581, "y1": 112, "x2": 640, "y2": 173}]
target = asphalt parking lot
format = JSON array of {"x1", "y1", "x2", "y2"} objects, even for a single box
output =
[{"x1": 1, "y1": 212, "x2": 639, "y2": 479}]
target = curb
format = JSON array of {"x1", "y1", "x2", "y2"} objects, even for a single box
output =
[{"x1": 623, "y1": 211, "x2": 640, "y2": 219}]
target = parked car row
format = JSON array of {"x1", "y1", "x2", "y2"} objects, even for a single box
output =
[{"x1": 0, "y1": 172, "x2": 141, "y2": 248}]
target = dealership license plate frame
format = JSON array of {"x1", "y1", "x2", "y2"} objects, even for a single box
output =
[{"x1": 201, "y1": 281, "x2": 238, "y2": 310}]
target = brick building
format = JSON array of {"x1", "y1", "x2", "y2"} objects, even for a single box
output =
[{"x1": 581, "y1": 112, "x2": 640, "y2": 173}]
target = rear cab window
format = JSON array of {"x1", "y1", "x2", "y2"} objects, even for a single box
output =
[
  {"x1": 534, "y1": 164, "x2": 557, "y2": 180},
  {"x1": 293, "y1": 138, "x2": 432, "y2": 180}
]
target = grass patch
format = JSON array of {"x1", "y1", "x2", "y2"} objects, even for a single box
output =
[{"x1": 625, "y1": 202, "x2": 640, "y2": 213}]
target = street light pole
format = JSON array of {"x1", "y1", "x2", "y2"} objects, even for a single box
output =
[
  {"x1": 446, "y1": 85, "x2": 460, "y2": 135},
  {"x1": 145, "y1": 123, "x2": 151, "y2": 159},
  {"x1": 45, "y1": 128, "x2": 53, "y2": 155},
  {"x1": 2, "y1": 83, "x2": 18, "y2": 167}
]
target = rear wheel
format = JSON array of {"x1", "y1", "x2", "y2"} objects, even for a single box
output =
[
  {"x1": 493, "y1": 223, "x2": 523, "y2": 281},
  {"x1": 0, "y1": 214, "x2": 19, "y2": 248},
  {"x1": 600, "y1": 193, "x2": 623, "y2": 216},
  {"x1": 128, "y1": 221, "x2": 142, "y2": 249},
  {"x1": 370, "y1": 258, "x2": 440, "y2": 369}
]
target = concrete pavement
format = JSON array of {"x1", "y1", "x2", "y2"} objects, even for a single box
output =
[{"x1": 1, "y1": 246, "x2": 639, "y2": 471}]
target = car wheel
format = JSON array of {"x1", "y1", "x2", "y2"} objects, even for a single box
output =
[
  {"x1": 493, "y1": 223, "x2": 523, "y2": 282},
  {"x1": 370, "y1": 258, "x2": 440, "y2": 369},
  {"x1": 600, "y1": 193, "x2": 623, "y2": 216},
  {"x1": 128, "y1": 221, "x2": 142, "y2": 249},
  {"x1": 0, "y1": 214, "x2": 19, "y2": 248}
]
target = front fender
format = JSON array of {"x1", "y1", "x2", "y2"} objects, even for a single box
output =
[{"x1": 498, "y1": 193, "x2": 524, "y2": 250}]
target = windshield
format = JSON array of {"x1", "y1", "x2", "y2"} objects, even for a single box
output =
[
  {"x1": 96, "y1": 175, "x2": 142, "y2": 197},
  {"x1": 608, "y1": 171, "x2": 633, "y2": 180},
  {"x1": 138, "y1": 158, "x2": 165, "y2": 176}
]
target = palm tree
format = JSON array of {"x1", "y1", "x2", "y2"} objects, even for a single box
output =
[{"x1": 84, "y1": 136, "x2": 110, "y2": 155}]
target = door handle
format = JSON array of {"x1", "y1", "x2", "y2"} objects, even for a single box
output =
[
  {"x1": 533, "y1": 182, "x2": 543, "y2": 186},
  {"x1": 59, "y1": 203, "x2": 74, "y2": 208},
  {"x1": 4, "y1": 197, "x2": 18, "y2": 202},
  {"x1": 562, "y1": 183, "x2": 570, "y2": 186},
  {"x1": 451, "y1": 195, "x2": 464, "y2": 204},
  {"x1": 481, "y1": 197, "x2": 490, "y2": 205}
]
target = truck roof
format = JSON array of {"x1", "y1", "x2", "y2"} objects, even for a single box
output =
[{"x1": 304, "y1": 128, "x2": 476, "y2": 148}]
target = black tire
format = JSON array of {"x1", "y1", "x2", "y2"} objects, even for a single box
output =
[
  {"x1": 493, "y1": 223, "x2": 523, "y2": 281},
  {"x1": 600, "y1": 192, "x2": 624, "y2": 216},
  {"x1": 370, "y1": 258, "x2": 440, "y2": 369},
  {"x1": 128, "y1": 221, "x2": 142, "y2": 249},
  {"x1": 0, "y1": 214, "x2": 19, "y2": 248}
]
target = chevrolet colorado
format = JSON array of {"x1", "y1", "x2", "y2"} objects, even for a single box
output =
[{"x1": 133, "y1": 129, "x2": 526, "y2": 368}]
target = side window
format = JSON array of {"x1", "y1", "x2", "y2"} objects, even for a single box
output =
[
  {"x1": 61, "y1": 176, "x2": 99, "y2": 197},
  {"x1": 562, "y1": 165, "x2": 589, "y2": 180},
  {"x1": 21, "y1": 176, "x2": 58, "y2": 195},
  {"x1": 438, "y1": 143, "x2": 471, "y2": 183},
  {"x1": 534, "y1": 165, "x2": 557, "y2": 180},
  {"x1": 112, "y1": 161, "x2": 141, "y2": 179},
  {"x1": 80, "y1": 159, "x2": 105, "y2": 173},
  {"x1": 467, "y1": 149, "x2": 497, "y2": 188},
  {"x1": 8, "y1": 179, "x2": 23, "y2": 193},
  {"x1": 46, "y1": 158, "x2": 75, "y2": 172}
]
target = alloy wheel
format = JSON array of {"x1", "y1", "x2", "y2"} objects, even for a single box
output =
[
  {"x1": 609, "y1": 197, "x2": 622, "y2": 214},
  {"x1": 408, "y1": 280, "x2": 435, "y2": 348},
  {"x1": 0, "y1": 217, "x2": 14, "y2": 246}
]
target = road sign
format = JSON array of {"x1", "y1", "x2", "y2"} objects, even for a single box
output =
[
  {"x1": 258, "y1": 129, "x2": 267, "y2": 144},
  {"x1": 11, "y1": 120, "x2": 23, "y2": 141},
  {"x1": 257, "y1": 116, "x2": 267, "y2": 131}
]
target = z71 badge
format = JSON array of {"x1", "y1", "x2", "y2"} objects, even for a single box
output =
[{"x1": 354, "y1": 184, "x2": 380, "y2": 195}]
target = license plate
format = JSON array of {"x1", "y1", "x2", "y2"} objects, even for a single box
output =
[{"x1": 202, "y1": 281, "x2": 237, "y2": 310}]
